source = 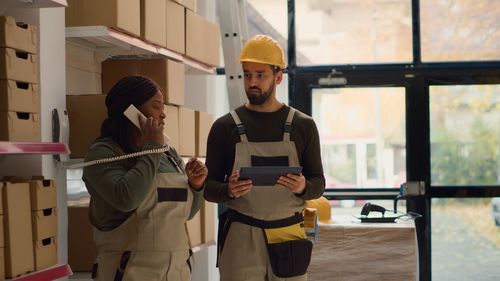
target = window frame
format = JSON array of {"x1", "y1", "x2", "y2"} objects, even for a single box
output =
[{"x1": 286, "y1": 1, "x2": 500, "y2": 280}]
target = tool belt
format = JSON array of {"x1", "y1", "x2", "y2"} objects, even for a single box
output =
[{"x1": 217, "y1": 209, "x2": 313, "y2": 278}]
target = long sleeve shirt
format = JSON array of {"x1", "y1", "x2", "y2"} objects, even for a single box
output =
[
  {"x1": 82, "y1": 138, "x2": 203, "y2": 231},
  {"x1": 204, "y1": 105, "x2": 325, "y2": 203}
]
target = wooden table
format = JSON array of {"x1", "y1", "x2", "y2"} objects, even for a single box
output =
[{"x1": 308, "y1": 220, "x2": 418, "y2": 281}]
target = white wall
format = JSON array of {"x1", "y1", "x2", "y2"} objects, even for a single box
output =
[{"x1": 39, "y1": 6, "x2": 68, "y2": 265}]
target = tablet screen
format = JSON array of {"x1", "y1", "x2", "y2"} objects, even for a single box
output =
[{"x1": 239, "y1": 166, "x2": 302, "y2": 186}]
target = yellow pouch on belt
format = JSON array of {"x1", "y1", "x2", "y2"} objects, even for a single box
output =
[{"x1": 264, "y1": 222, "x2": 307, "y2": 244}]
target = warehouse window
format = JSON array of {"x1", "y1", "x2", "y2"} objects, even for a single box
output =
[
  {"x1": 312, "y1": 87, "x2": 406, "y2": 189},
  {"x1": 421, "y1": 0, "x2": 500, "y2": 62},
  {"x1": 431, "y1": 198, "x2": 500, "y2": 279},
  {"x1": 430, "y1": 84, "x2": 500, "y2": 186},
  {"x1": 246, "y1": 0, "x2": 288, "y2": 63},
  {"x1": 295, "y1": 0, "x2": 412, "y2": 65}
]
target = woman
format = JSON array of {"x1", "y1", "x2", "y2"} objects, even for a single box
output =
[{"x1": 82, "y1": 75, "x2": 206, "y2": 281}]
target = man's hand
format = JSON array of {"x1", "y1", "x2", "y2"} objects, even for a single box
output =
[
  {"x1": 227, "y1": 170, "x2": 252, "y2": 199},
  {"x1": 277, "y1": 173, "x2": 306, "y2": 194},
  {"x1": 185, "y1": 158, "x2": 207, "y2": 190}
]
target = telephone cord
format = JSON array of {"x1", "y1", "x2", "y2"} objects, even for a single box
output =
[{"x1": 65, "y1": 145, "x2": 171, "y2": 169}]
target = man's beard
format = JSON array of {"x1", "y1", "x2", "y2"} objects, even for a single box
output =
[{"x1": 246, "y1": 80, "x2": 275, "y2": 105}]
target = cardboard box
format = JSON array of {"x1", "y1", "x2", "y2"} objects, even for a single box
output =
[
  {"x1": 0, "y1": 215, "x2": 3, "y2": 248},
  {"x1": 66, "y1": 66, "x2": 102, "y2": 95},
  {"x1": 186, "y1": 211, "x2": 201, "y2": 247},
  {"x1": 173, "y1": 0, "x2": 196, "y2": 12},
  {"x1": 0, "y1": 249, "x2": 4, "y2": 280},
  {"x1": 2, "y1": 181, "x2": 34, "y2": 278},
  {"x1": 66, "y1": 42, "x2": 101, "y2": 95},
  {"x1": 29, "y1": 178, "x2": 56, "y2": 211},
  {"x1": 195, "y1": 111, "x2": 213, "y2": 157},
  {"x1": 166, "y1": 0, "x2": 185, "y2": 54},
  {"x1": 0, "y1": 80, "x2": 39, "y2": 113},
  {"x1": 66, "y1": 94, "x2": 107, "y2": 158},
  {"x1": 141, "y1": 0, "x2": 167, "y2": 47},
  {"x1": 31, "y1": 208, "x2": 57, "y2": 241},
  {"x1": 185, "y1": 10, "x2": 204, "y2": 64},
  {"x1": 178, "y1": 107, "x2": 195, "y2": 156},
  {"x1": 0, "y1": 48, "x2": 38, "y2": 83},
  {"x1": 185, "y1": 10, "x2": 220, "y2": 66},
  {"x1": 164, "y1": 104, "x2": 179, "y2": 151},
  {"x1": 0, "y1": 111, "x2": 40, "y2": 141},
  {"x1": 201, "y1": 201, "x2": 215, "y2": 244},
  {"x1": 0, "y1": 16, "x2": 37, "y2": 54},
  {"x1": 68, "y1": 204, "x2": 98, "y2": 272},
  {"x1": 33, "y1": 237, "x2": 57, "y2": 271},
  {"x1": 102, "y1": 59, "x2": 185, "y2": 106},
  {"x1": 66, "y1": 0, "x2": 140, "y2": 37},
  {"x1": 204, "y1": 20, "x2": 221, "y2": 67}
]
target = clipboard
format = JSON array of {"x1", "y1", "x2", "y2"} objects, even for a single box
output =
[{"x1": 239, "y1": 166, "x2": 302, "y2": 186}]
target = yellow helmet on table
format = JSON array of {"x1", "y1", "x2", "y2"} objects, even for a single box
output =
[
  {"x1": 306, "y1": 196, "x2": 333, "y2": 224},
  {"x1": 239, "y1": 34, "x2": 286, "y2": 69}
]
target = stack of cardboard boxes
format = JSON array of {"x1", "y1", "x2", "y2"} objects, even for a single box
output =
[
  {"x1": 1, "y1": 177, "x2": 57, "y2": 279},
  {"x1": 65, "y1": 0, "x2": 219, "y2": 159},
  {"x1": 29, "y1": 178, "x2": 58, "y2": 272},
  {"x1": 0, "y1": 16, "x2": 40, "y2": 141},
  {"x1": 64, "y1": 0, "x2": 219, "y2": 273}
]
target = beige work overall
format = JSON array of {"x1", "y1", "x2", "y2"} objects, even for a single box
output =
[
  {"x1": 92, "y1": 169, "x2": 193, "y2": 281},
  {"x1": 219, "y1": 108, "x2": 308, "y2": 281}
]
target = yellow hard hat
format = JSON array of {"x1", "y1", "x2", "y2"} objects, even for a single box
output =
[
  {"x1": 306, "y1": 196, "x2": 333, "y2": 224},
  {"x1": 239, "y1": 34, "x2": 286, "y2": 69}
]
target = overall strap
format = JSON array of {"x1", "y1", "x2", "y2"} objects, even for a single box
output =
[
  {"x1": 229, "y1": 110, "x2": 248, "y2": 142},
  {"x1": 283, "y1": 107, "x2": 296, "y2": 141}
]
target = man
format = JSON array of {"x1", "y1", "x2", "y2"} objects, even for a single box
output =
[{"x1": 204, "y1": 34, "x2": 325, "y2": 281}]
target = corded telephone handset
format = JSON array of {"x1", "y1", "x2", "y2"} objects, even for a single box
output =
[
  {"x1": 65, "y1": 105, "x2": 170, "y2": 169},
  {"x1": 123, "y1": 104, "x2": 171, "y2": 144}
]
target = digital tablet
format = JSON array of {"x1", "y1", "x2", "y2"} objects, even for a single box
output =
[{"x1": 239, "y1": 166, "x2": 302, "y2": 186}]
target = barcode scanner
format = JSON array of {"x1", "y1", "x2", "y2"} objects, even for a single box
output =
[{"x1": 360, "y1": 202, "x2": 387, "y2": 217}]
